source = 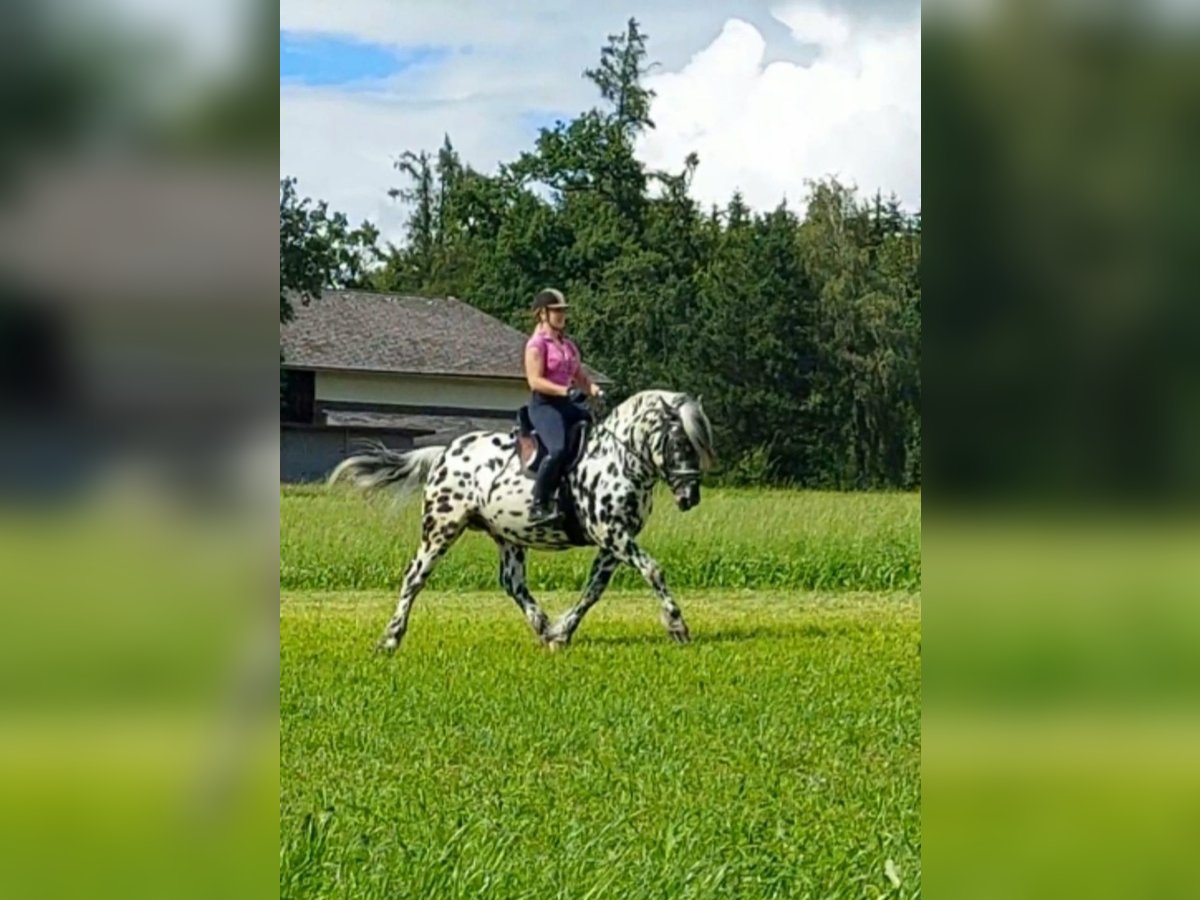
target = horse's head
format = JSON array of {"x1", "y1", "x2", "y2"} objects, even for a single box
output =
[{"x1": 650, "y1": 394, "x2": 717, "y2": 511}]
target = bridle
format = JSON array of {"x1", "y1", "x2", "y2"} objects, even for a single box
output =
[
  {"x1": 656, "y1": 410, "x2": 704, "y2": 493},
  {"x1": 661, "y1": 441, "x2": 701, "y2": 493},
  {"x1": 603, "y1": 408, "x2": 701, "y2": 492},
  {"x1": 594, "y1": 419, "x2": 655, "y2": 480},
  {"x1": 665, "y1": 465, "x2": 701, "y2": 493}
]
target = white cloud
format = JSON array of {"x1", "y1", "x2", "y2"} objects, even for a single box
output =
[
  {"x1": 281, "y1": 84, "x2": 551, "y2": 244},
  {"x1": 280, "y1": 1, "x2": 920, "y2": 243},
  {"x1": 636, "y1": 3, "x2": 920, "y2": 214},
  {"x1": 773, "y1": 2, "x2": 851, "y2": 47}
]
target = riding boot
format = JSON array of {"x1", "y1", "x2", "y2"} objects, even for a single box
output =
[{"x1": 529, "y1": 455, "x2": 563, "y2": 522}]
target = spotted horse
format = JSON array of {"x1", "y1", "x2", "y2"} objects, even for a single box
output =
[{"x1": 328, "y1": 390, "x2": 717, "y2": 652}]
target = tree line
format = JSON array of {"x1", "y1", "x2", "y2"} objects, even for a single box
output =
[{"x1": 281, "y1": 18, "x2": 920, "y2": 489}]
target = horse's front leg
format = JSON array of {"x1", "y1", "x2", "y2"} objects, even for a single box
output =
[
  {"x1": 546, "y1": 549, "x2": 619, "y2": 648},
  {"x1": 611, "y1": 538, "x2": 690, "y2": 643}
]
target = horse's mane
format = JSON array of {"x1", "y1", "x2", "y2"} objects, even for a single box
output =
[{"x1": 677, "y1": 396, "x2": 717, "y2": 469}]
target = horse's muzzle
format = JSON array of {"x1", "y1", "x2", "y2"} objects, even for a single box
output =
[{"x1": 674, "y1": 483, "x2": 700, "y2": 511}]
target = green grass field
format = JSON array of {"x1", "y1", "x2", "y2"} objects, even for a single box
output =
[
  {"x1": 281, "y1": 485, "x2": 919, "y2": 593},
  {"x1": 281, "y1": 487, "x2": 921, "y2": 898}
]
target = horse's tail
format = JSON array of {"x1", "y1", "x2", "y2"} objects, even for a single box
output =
[{"x1": 327, "y1": 444, "x2": 445, "y2": 502}]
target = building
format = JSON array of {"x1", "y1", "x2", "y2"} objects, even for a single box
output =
[{"x1": 279, "y1": 290, "x2": 609, "y2": 482}]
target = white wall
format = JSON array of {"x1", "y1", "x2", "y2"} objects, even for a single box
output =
[{"x1": 314, "y1": 370, "x2": 529, "y2": 412}]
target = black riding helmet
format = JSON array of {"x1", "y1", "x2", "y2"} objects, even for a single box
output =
[{"x1": 531, "y1": 288, "x2": 569, "y2": 312}]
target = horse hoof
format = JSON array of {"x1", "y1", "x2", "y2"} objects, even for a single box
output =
[
  {"x1": 669, "y1": 628, "x2": 691, "y2": 644},
  {"x1": 376, "y1": 636, "x2": 400, "y2": 655}
]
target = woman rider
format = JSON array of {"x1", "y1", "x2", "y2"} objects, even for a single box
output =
[{"x1": 524, "y1": 288, "x2": 604, "y2": 522}]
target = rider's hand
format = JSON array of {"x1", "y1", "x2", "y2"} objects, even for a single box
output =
[
  {"x1": 566, "y1": 387, "x2": 587, "y2": 405},
  {"x1": 590, "y1": 384, "x2": 604, "y2": 399}
]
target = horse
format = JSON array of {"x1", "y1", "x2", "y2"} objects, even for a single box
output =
[{"x1": 328, "y1": 389, "x2": 717, "y2": 652}]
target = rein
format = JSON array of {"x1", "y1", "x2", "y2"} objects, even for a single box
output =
[
  {"x1": 591, "y1": 412, "x2": 699, "y2": 490},
  {"x1": 592, "y1": 418, "x2": 656, "y2": 479}
]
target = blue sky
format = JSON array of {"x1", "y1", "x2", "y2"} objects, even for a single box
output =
[
  {"x1": 518, "y1": 110, "x2": 572, "y2": 134},
  {"x1": 280, "y1": 32, "x2": 451, "y2": 86}
]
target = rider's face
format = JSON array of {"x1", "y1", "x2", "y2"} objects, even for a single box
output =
[{"x1": 547, "y1": 308, "x2": 567, "y2": 330}]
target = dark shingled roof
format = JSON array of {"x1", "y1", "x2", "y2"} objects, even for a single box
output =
[{"x1": 281, "y1": 290, "x2": 610, "y2": 383}]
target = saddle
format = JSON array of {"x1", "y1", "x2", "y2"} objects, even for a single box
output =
[{"x1": 514, "y1": 406, "x2": 590, "y2": 479}]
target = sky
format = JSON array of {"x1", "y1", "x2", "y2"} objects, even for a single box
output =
[{"x1": 279, "y1": 0, "x2": 920, "y2": 243}]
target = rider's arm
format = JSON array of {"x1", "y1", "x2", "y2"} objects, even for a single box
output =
[
  {"x1": 572, "y1": 367, "x2": 601, "y2": 397},
  {"x1": 567, "y1": 340, "x2": 602, "y2": 397},
  {"x1": 524, "y1": 344, "x2": 569, "y2": 397}
]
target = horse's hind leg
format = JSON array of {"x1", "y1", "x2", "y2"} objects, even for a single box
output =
[
  {"x1": 496, "y1": 542, "x2": 550, "y2": 641},
  {"x1": 378, "y1": 508, "x2": 466, "y2": 653}
]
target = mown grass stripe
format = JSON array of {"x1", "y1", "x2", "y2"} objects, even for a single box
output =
[{"x1": 281, "y1": 590, "x2": 921, "y2": 899}]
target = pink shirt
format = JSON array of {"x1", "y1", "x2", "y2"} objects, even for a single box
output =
[{"x1": 526, "y1": 327, "x2": 580, "y2": 388}]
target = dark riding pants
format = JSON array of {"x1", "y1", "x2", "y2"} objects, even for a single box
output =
[{"x1": 528, "y1": 393, "x2": 591, "y2": 504}]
